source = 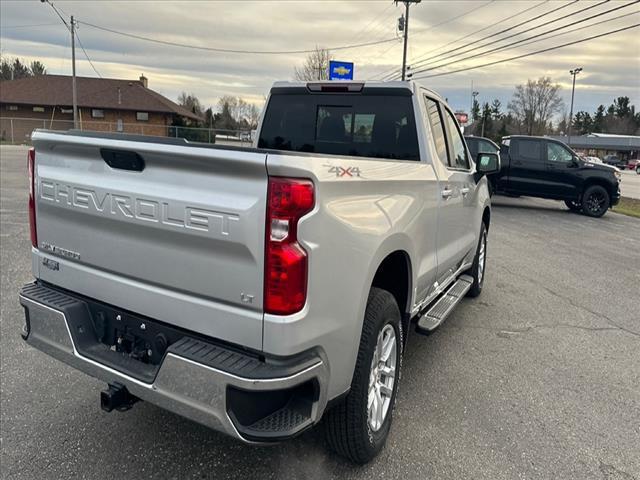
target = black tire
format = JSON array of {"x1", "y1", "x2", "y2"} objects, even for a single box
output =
[
  {"x1": 564, "y1": 199, "x2": 582, "y2": 212},
  {"x1": 636, "y1": 165, "x2": 639, "y2": 174},
  {"x1": 324, "y1": 287, "x2": 403, "y2": 464},
  {"x1": 467, "y1": 222, "x2": 488, "y2": 298},
  {"x1": 581, "y1": 185, "x2": 610, "y2": 218}
]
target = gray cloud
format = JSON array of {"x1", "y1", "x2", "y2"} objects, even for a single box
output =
[{"x1": 1, "y1": 0, "x2": 638, "y2": 115}]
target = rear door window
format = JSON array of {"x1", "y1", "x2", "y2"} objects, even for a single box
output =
[
  {"x1": 423, "y1": 97, "x2": 449, "y2": 167},
  {"x1": 259, "y1": 92, "x2": 420, "y2": 160},
  {"x1": 516, "y1": 139, "x2": 543, "y2": 163},
  {"x1": 442, "y1": 109, "x2": 470, "y2": 170}
]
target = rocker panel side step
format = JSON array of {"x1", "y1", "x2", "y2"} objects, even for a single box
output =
[{"x1": 416, "y1": 275, "x2": 473, "y2": 334}]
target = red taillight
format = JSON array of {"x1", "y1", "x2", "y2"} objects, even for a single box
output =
[
  {"x1": 265, "y1": 177, "x2": 314, "y2": 315},
  {"x1": 27, "y1": 147, "x2": 37, "y2": 247}
]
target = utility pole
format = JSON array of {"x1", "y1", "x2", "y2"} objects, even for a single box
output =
[
  {"x1": 396, "y1": 0, "x2": 421, "y2": 81},
  {"x1": 71, "y1": 15, "x2": 78, "y2": 128},
  {"x1": 567, "y1": 67, "x2": 582, "y2": 146},
  {"x1": 42, "y1": 0, "x2": 78, "y2": 128}
]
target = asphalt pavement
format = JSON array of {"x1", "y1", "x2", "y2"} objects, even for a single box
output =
[{"x1": 1, "y1": 145, "x2": 639, "y2": 479}]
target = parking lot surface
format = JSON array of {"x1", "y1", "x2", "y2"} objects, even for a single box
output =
[
  {"x1": 1, "y1": 145, "x2": 639, "y2": 480},
  {"x1": 620, "y1": 168, "x2": 640, "y2": 199}
]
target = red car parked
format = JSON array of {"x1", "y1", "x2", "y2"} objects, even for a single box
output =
[{"x1": 626, "y1": 158, "x2": 640, "y2": 171}]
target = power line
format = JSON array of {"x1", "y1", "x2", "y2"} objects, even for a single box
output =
[
  {"x1": 78, "y1": 20, "x2": 400, "y2": 54},
  {"x1": 74, "y1": 30, "x2": 102, "y2": 78},
  {"x1": 407, "y1": 0, "x2": 583, "y2": 71},
  {"x1": 472, "y1": 8, "x2": 640, "y2": 66},
  {"x1": 400, "y1": 0, "x2": 611, "y2": 78},
  {"x1": 400, "y1": 0, "x2": 549, "y2": 69},
  {"x1": 411, "y1": 0, "x2": 495, "y2": 36},
  {"x1": 44, "y1": 0, "x2": 70, "y2": 29},
  {"x1": 411, "y1": 23, "x2": 640, "y2": 80},
  {"x1": 403, "y1": 0, "x2": 640, "y2": 79},
  {"x1": 365, "y1": 40, "x2": 404, "y2": 80},
  {"x1": 370, "y1": 0, "x2": 496, "y2": 80},
  {"x1": 506, "y1": 9, "x2": 639, "y2": 51},
  {"x1": 350, "y1": 1, "x2": 395, "y2": 44}
]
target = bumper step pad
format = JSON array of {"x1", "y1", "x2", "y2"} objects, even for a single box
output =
[
  {"x1": 168, "y1": 337, "x2": 319, "y2": 380},
  {"x1": 244, "y1": 398, "x2": 311, "y2": 435}
]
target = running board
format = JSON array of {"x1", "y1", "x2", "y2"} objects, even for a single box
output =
[{"x1": 415, "y1": 274, "x2": 473, "y2": 334}]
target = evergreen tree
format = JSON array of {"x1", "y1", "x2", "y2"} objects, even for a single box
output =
[
  {"x1": 572, "y1": 111, "x2": 593, "y2": 135},
  {"x1": 613, "y1": 96, "x2": 631, "y2": 118},
  {"x1": 29, "y1": 61, "x2": 47, "y2": 76},
  {"x1": 491, "y1": 99, "x2": 501, "y2": 119},
  {"x1": 593, "y1": 105, "x2": 605, "y2": 132},
  {"x1": 471, "y1": 99, "x2": 480, "y2": 123}
]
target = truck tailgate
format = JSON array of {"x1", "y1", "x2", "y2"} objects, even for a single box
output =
[{"x1": 31, "y1": 131, "x2": 267, "y2": 350}]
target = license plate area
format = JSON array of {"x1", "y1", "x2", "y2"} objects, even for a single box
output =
[
  {"x1": 87, "y1": 304, "x2": 184, "y2": 367},
  {"x1": 53, "y1": 286, "x2": 191, "y2": 383}
]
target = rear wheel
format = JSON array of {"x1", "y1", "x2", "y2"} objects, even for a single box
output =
[
  {"x1": 582, "y1": 185, "x2": 610, "y2": 218},
  {"x1": 324, "y1": 287, "x2": 402, "y2": 464},
  {"x1": 564, "y1": 199, "x2": 582, "y2": 212}
]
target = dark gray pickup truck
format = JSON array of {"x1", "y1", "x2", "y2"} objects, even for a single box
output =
[{"x1": 491, "y1": 136, "x2": 621, "y2": 217}]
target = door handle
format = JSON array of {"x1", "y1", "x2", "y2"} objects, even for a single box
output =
[
  {"x1": 442, "y1": 188, "x2": 453, "y2": 199},
  {"x1": 461, "y1": 187, "x2": 470, "y2": 196}
]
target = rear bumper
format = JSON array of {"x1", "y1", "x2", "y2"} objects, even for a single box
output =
[{"x1": 19, "y1": 282, "x2": 329, "y2": 442}]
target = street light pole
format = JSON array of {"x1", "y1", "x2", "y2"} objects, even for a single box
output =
[
  {"x1": 42, "y1": 0, "x2": 78, "y2": 128},
  {"x1": 397, "y1": 0, "x2": 421, "y2": 81},
  {"x1": 567, "y1": 67, "x2": 582, "y2": 146}
]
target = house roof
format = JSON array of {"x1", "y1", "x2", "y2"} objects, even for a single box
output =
[{"x1": 0, "y1": 74, "x2": 202, "y2": 121}]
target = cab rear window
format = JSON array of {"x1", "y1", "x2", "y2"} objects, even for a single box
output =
[{"x1": 258, "y1": 93, "x2": 420, "y2": 160}]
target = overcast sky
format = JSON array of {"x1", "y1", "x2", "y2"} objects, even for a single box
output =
[{"x1": 1, "y1": 0, "x2": 639, "y2": 116}]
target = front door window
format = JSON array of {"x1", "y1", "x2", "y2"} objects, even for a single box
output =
[{"x1": 547, "y1": 142, "x2": 573, "y2": 163}]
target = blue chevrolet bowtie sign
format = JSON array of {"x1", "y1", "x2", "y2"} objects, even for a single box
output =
[{"x1": 329, "y1": 60, "x2": 354, "y2": 81}]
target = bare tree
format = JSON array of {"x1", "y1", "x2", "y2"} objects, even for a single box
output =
[
  {"x1": 508, "y1": 77, "x2": 563, "y2": 135},
  {"x1": 294, "y1": 47, "x2": 332, "y2": 81},
  {"x1": 178, "y1": 92, "x2": 203, "y2": 117},
  {"x1": 247, "y1": 104, "x2": 260, "y2": 129},
  {"x1": 175, "y1": 92, "x2": 205, "y2": 128},
  {"x1": 217, "y1": 96, "x2": 238, "y2": 130},
  {"x1": 215, "y1": 96, "x2": 261, "y2": 129}
]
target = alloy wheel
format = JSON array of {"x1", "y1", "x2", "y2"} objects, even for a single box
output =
[
  {"x1": 586, "y1": 192, "x2": 606, "y2": 215},
  {"x1": 367, "y1": 324, "x2": 397, "y2": 432},
  {"x1": 478, "y1": 231, "x2": 486, "y2": 284}
]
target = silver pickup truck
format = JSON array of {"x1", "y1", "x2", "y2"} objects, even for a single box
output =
[{"x1": 19, "y1": 81, "x2": 498, "y2": 463}]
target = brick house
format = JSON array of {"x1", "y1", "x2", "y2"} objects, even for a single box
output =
[{"x1": 0, "y1": 74, "x2": 202, "y2": 143}]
